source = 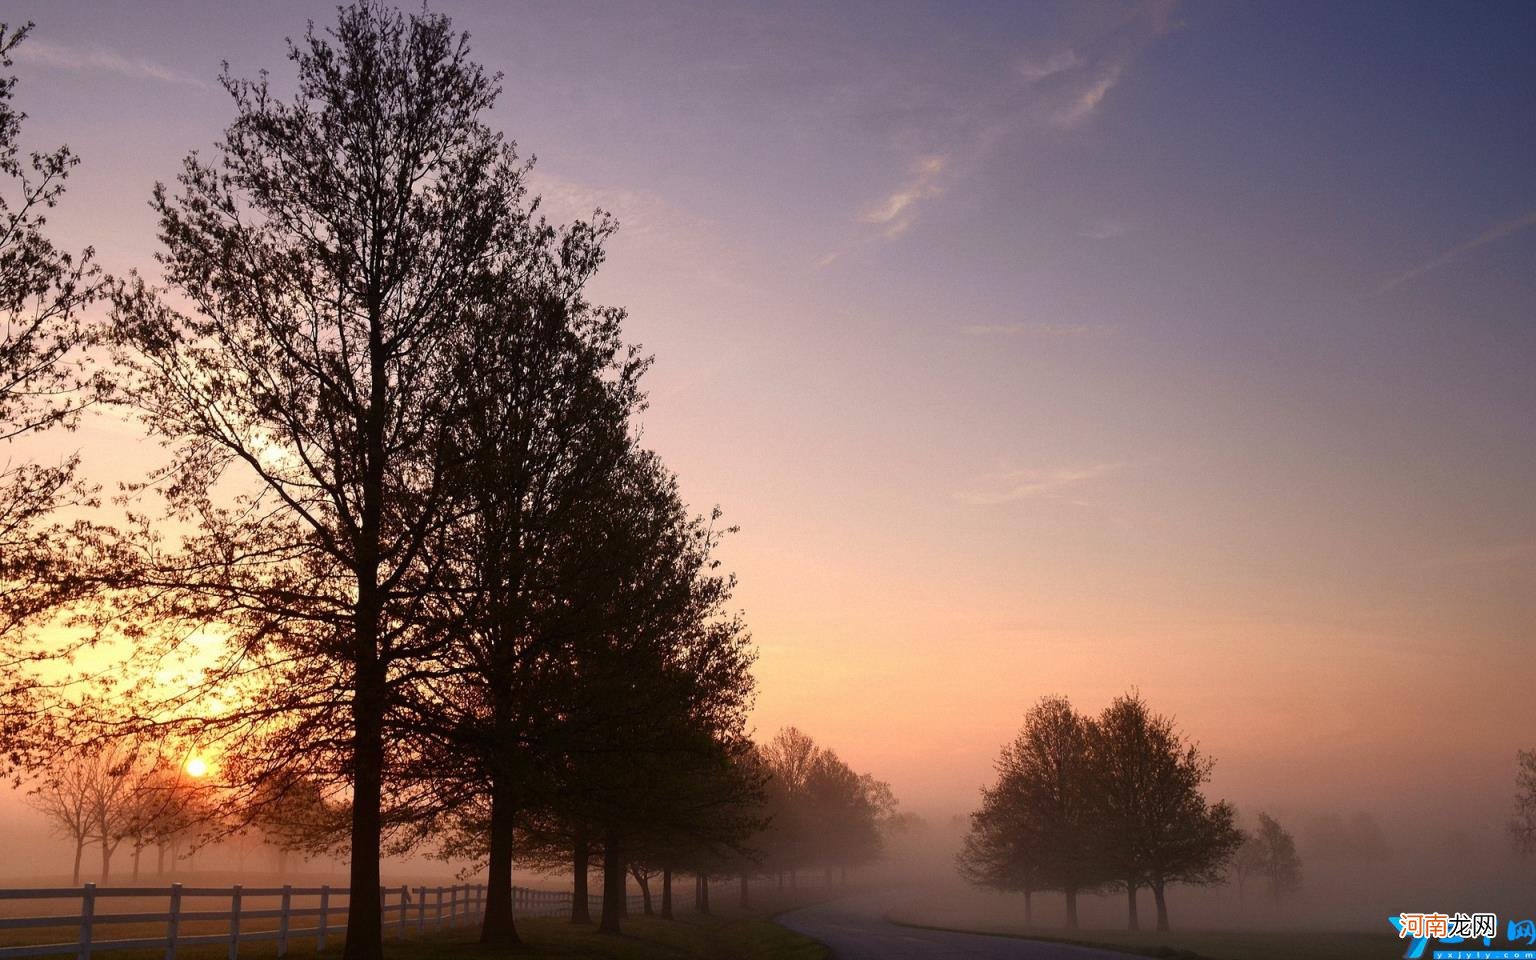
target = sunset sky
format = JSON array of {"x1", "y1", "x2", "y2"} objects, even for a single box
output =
[{"x1": 5, "y1": 0, "x2": 1535, "y2": 842}]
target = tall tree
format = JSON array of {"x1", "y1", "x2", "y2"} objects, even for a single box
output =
[
  {"x1": 102, "y1": 6, "x2": 526, "y2": 956},
  {"x1": 406, "y1": 206, "x2": 644, "y2": 946}
]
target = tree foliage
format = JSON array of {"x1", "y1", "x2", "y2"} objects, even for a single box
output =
[{"x1": 959, "y1": 692, "x2": 1241, "y2": 931}]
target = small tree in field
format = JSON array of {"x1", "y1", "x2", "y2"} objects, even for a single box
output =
[
  {"x1": 1087, "y1": 692, "x2": 1242, "y2": 931},
  {"x1": 957, "y1": 771, "x2": 1046, "y2": 925},
  {"x1": 1256, "y1": 812, "x2": 1301, "y2": 899},
  {"x1": 31, "y1": 759, "x2": 96, "y2": 884}
]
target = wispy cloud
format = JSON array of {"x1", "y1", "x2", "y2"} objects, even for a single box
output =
[
  {"x1": 533, "y1": 172, "x2": 672, "y2": 236},
  {"x1": 13, "y1": 38, "x2": 208, "y2": 88},
  {"x1": 955, "y1": 463, "x2": 1121, "y2": 506},
  {"x1": 831, "y1": 0, "x2": 1175, "y2": 257},
  {"x1": 1375, "y1": 208, "x2": 1536, "y2": 295},
  {"x1": 965, "y1": 321, "x2": 1112, "y2": 339},
  {"x1": 860, "y1": 153, "x2": 949, "y2": 238},
  {"x1": 1014, "y1": 50, "x2": 1083, "y2": 82},
  {"x1": 1050, "y1": 63, "x2": 1126, "y2": 127}
]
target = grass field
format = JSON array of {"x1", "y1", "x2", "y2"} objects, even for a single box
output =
[
  {"x1": 887, "y1": 911, "x2": 1402, "y2": 960},
  {"x1": 0, "y1": 889, "x2": 829, "y2": 960}
]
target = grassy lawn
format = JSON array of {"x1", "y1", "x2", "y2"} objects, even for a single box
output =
[
  {"x1": 888, "y1": 916, "x2": 1401, "y2": 960},
  {"x1": 393, "y1": 913, "x2": 828, "y2": 960},
  {"x1": 1, "y1": 900, "x2": 829, "y2": 960}
]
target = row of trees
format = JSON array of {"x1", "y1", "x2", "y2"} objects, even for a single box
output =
[
  {"x1": 0, "y1": 6, "x2": 879, "y2": 957},
  {"x1": 755, "y1": 727, "x2": 896, "y2": 888},
  {"x1": 31, "y1": 748, "x2": 336, "y2": 884},
  {"x1": 958, "y1": 692, "x2": 1291, "y2": 931}
]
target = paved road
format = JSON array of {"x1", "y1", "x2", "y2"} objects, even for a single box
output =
[{"x1": 775, "y1": 892, "x2": 1128, "y2": 960}]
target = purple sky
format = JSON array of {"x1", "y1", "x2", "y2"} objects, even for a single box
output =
[{"x1": 5, "y1": 0, "x2": 1535, "y2": 837}]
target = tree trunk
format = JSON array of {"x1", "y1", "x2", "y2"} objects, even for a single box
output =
[
  {"x1": 132, "y1": 844, "x2": 142, "y2": 881},
  {"x1": 1023, "y1": 889, "x2": 1033, "y2": 926},
  {"x1": 1064, "y1": 886, "x2": 1079, "y2": 930},
  {"x1": 1152, "y1": 880, "x2": 1170, "y2": 931},
  {"x1": 739, "y1": 874, "x2": 749, "y2": 909},
  {"x1": 632, "y1": 869, "x2": 652, "y2": 916},
  {"x1": 571, "y1": 835, "x2": 591, "y2": 924},
  {"x1": 101, "y1": 842, "x2": 113, "y2": 882},
  {"x1": 342, "y1": 650, "x2": 385, "y2": 960},
  {"x1": 1126, "y1": 879, "x2": 1139, "y2": 930},
  {"x1": 661, "y1": 868, "x2": 673, "y2": 919},
  {"x1": 696, "y1": 874, "x2": 710, "y2": 915},
  {"x1": 72, "y1": 840, "x2": 83, "y2": 885},
  {"x1": 156, "y1": 843, "x2": 165, "y2": 877},
  {"x1": 479, "y1": 782, "x2": 519, "y2": 946},
  {"x1": 598, "y1": 833, "x2": 624, "y2": 935}
]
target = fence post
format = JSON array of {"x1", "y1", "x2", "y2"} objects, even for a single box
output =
[
  {"x1": 228, "y1": 885, "x2": 242, "y2": 960},
  {"x1": 416, "y1": 885, "x2": 426, "y2": 936},
  {"x1": 435, "y1": 887, "x2": 444, "y2": 931},
  {"x1": 316, "y1": 885, "x2": 330, "y2": 952},
  {"x1": 78, "y1": 882, "x2": 96, "y2": 960},
  {"x1": 165, "y1": 882, "x2": 182, "y2": 960},
  {"x1": 398, "y1": 884, "x2": 407, "y2": 939},
  {"x1": 278, "y1": 885, "x2": 292, "y2": 958}
]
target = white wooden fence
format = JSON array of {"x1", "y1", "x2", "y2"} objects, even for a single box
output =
[{"x1": 0, "y1": 882, "x2": 638, "y2": 960}]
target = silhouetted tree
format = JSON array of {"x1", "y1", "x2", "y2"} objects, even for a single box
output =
[
  {"x1": 98, "y1": 6, "x2": 530, "y2": 957},
  {"x1": 0, "y1": 21, "x2": 101, "y2": 778},
  {"x1": 0, "y1": 21, "x2": 97, "y2": 549},
  {"x1": 1252, "y1": 812, "x2": 1302, "y2": 900},
  {"x1": 1000, "y1": 697, "x2": 1104, "y2": 929},
  {"x1": 1087, "y1": 692, "x2": 1241, "y2": 931},
  {"x1": 957, "y1": 771, "x2": 1046, "y2": 925},
  {"x1": 403, "y1": 202, "x2": 645, "y2": 946},
  {"x1": 30, "y1": 757, "x2": 96, "y2": 883},
  {"x1": 753, "y1": 727, "x2": 892, "y2": 892}
]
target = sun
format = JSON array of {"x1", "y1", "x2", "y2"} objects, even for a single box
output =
[{"x1": 185, "y1": 756, "x2": 209, "y2": 778}]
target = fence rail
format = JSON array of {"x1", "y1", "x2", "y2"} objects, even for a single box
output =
[{"x1": 0, "y1": 882, "x2": 638, "y2": 960}]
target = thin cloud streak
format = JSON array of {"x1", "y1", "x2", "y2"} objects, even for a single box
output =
[
  {"x1": 13, "y1": 38, "x2": 209, "y2": 88},
  {"x1": 842, "y1": 0, "x2": 1176, "y2": 248},
  {"x1": 861, "y1": 153, "x2": 948, "y2": 238},
  {"x1": 1375, "y1": 207, "x2": 1536, "y2": 295},
  {"x1": 955, "y1": 463, "x2": 1122, "y2": 506}
]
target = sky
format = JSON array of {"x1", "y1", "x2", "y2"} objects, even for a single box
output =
[{"x1": 3, "y1": 0, "x2": 1535, "y2": 858}]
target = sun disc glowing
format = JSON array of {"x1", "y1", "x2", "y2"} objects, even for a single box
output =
[{"x1": 185, "y1": 757, "x2": 209, "y2": 778}]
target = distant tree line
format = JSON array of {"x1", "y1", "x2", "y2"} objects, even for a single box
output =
[
  {"x1": 958, "y1": 692, "x2": 1298, "y2": 931},
  {"x1": 0, "y1": 7, "x2": 898, "y2": 960}
]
